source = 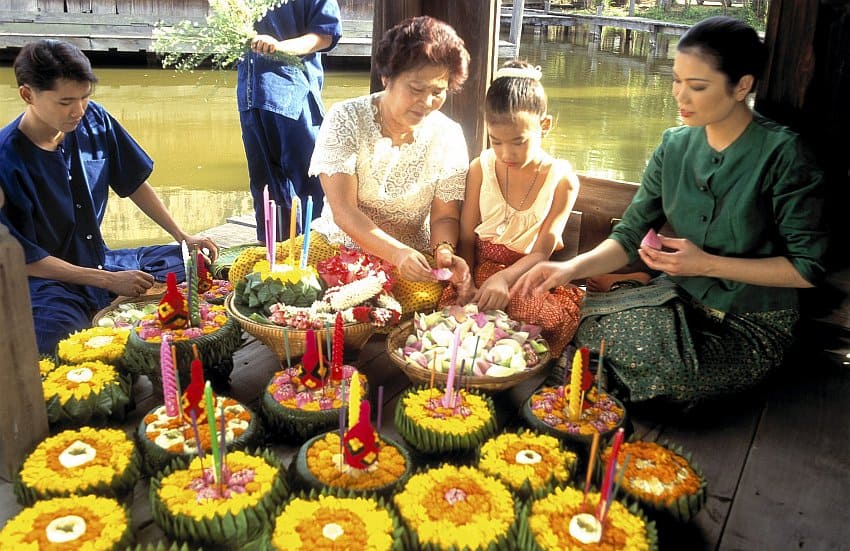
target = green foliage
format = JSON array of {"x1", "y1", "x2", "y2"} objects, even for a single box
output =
[
  {"x1": 639, "y1": 5, "x2": 765, "y2": 31},
  {"x1": 152, "y1": 0, "x2": 305, "y2": 71},
  {"x1": 235, "y1": 271, "x2": 323, "y2": 313}
]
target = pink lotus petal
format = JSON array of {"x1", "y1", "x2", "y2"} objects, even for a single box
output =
[
  {"x1": 641, "y1": 228, "x2": 662, "y2": 250},
  {"x1": 432, "y1": 268, "x2": 453, "y2": 281}
]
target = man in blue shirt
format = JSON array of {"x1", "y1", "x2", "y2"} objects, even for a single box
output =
[
  {"x1": 0, "y1": 40, "x2": 218, "y2": 354},
  {"x1": 237, "y1": 0, "x2": 342, "y2": 242}
]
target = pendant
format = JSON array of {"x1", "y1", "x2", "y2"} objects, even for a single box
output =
[{"x1": 495, "y1": 222, "x2": 507, "y2": 236}]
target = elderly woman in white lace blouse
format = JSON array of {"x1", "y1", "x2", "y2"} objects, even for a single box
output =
[{"x1": 308, "y1": 16, "x2": 472, "y2": 314}]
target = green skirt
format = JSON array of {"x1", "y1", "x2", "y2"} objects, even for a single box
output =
[{"x1": 574, "y1": 278, "x2": 798, "y2": 402}]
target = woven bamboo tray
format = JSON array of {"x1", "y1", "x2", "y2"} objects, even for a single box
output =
[
  {"x1": 91, "y1": 295, "x2": 163, "y2": 327},
  {"x1": 386, "y1": 320, "x2": 551, "y2": 393},
  {"x1": 225, "y1": 294, "x2": 374, "y2": 359}
]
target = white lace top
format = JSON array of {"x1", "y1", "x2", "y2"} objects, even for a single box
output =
[{"x1": 309, "y1": 93, "x2": 469, "y2": 252}]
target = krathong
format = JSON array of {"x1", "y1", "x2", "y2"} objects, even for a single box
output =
[
  {"x1": 525, "y1": 385, "x2": 625, "y2": 436},
  {"x1": 0, "y1": 495, "x2": 131, "y2": 549},
  {"x1": 301, "y1": 432, "x2": 408, "y2": 492},
  {"x1": 57, "y1": 326, "x2": 129, "y2": 365},
  {"x1": 41, "y1": 360, "x2": 131, "y2": 426},
  {"x1": 15, "y1": 427, "x2": 140, "y2": 506},
  {"x1": 271, "y1": 493, "x2": 403, "y2": 551},
  {"x1": 394, "y1": 465, "x2": 517, "y2": 550}
]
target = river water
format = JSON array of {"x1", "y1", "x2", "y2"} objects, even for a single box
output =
[{"x1": 0, "y1": 24, "x2": 680, "y2": 248}]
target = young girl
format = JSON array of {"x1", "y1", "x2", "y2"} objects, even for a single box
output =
[{"x1": 441, "y1": 60, "x2": 583, "y2": 357}]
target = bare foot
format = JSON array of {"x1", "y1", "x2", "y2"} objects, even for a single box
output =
[{"x1": 586, "y1": 272, "x2": 651, "y2": 292}]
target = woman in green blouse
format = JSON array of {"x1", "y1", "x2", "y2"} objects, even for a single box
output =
[{"x1": 512, "y1": 16, "x2": 828, "y2": 403}]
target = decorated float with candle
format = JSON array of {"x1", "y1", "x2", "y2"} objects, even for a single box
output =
[
  {"x1": 0, "y1": 495, "x2": 133, "y2": 550},
  {"x1": 123, "y1": 246, "x2": 242, "y2": 387},
  {"x1": 269, "y1": 492, "x2": 404, "y2": 551},
  {"x1": 261, "y1": 318, "x2": 371, "y2": 442},
  {"x1": 289, "y1": 369, "x2": 412, "y2": 498},
  {"x1": 393, "y1": 464, "x2": 519, "y2": 550},
  {"x1": 136, "y1": 349, "x2": 259, "y2": 475},
  {"x1": 41, "y1": 358, "x2": 132, "y2": 427},
  {"x1": 522, "y1": 345, "x2": 627, "y2": 448},
  {"x1": 14, "y1": 426, "x2": 141, "y2": 506}
]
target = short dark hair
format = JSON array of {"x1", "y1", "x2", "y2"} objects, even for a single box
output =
[
  {"x1": 14, "y1": 39, "x2": 97, "y2": 91},
  {"x1": 677, "y1": 16, "x2": 766, "y2": 89},
  {"x1": 374, "y1": 16, "x2": 470, "y2": 93},
  {"x1": 486, "y1": 60, "x2": 547, "y2": 123}
]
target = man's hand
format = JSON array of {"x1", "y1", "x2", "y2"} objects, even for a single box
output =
[{"x1": 108, "y1": 270, "x2": 155, "y2": 298}]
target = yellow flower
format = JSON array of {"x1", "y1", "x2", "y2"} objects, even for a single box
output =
[
  {"x1": 57, "y1": 327, "x2": 129, "y2": 364},
  {"x1": 19, "y1": 427, "x2": 135, "y2": 496},
  {"x1": 272, "y1": 494, "x2": 395, "y2": 550},
  {"x1": 401, "y1": 389, "x2": 492, "y2": 435},
  {"x1": 601, "y1": 441, "x2": 702, "y2": 506},
  {"x1": 394, "y1": 465, "x2": 514, "y2": 550},
  {"x1": 305, "y1": 433, "x2": 407, "y2": 491},
  {"x1": 157, "y1": 451, "x2": 280, "y2": 520},
  {"x1": 528, "y1": 486, "x2": 649, "y2": 551},
  {"x1": 42, "y1": 361, "x2": 121, "y2": 405},
  {"x1": 478, "y1": 432, "x2": 576, "y2": 493},
  {"x1": 253, "y1": 259, "x2": 319, "y2": 285},
  {"x1": 39, "y1": 357, "x2": 56, "y2": 378},
  {"x1": 0, "y1": 495, "x2": 129, "y2": 549}
]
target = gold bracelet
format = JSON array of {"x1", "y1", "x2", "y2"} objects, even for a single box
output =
[{"x1": 432, "y1": 240, "x2": 455, "y2": 256}]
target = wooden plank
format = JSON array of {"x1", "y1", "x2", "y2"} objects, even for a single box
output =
[
  {"x1": 0, "y1": 224, "x2": 49, "y2": 482},
  {"x1": 573, "y1": 174, "x2": 638, "y2": 254},
  {"x1": 720, "y1": 360, "x2": 850, "y2": 550}
]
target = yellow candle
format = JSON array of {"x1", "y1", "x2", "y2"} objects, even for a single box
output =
[
  {"x1": 568, "y1": 348, "x2": 584, "y2": 421},
  {"x1": 347, "y1": 370, "x2": 362, "y2": 431},
  {"x1": 289, "y1": 196, "x2": 299, "y2": 266}
]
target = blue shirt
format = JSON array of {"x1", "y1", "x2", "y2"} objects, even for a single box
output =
[
  {"x1": 0, "y1": 101, "x2": 154, "y2": 306},
  {"x1": 609, "y1": 114, "x2": 828, "y2": 313},
  {"x1": 236, "y1": 0, "x2": 342, "y2": 119}
]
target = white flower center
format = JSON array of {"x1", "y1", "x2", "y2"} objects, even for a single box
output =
[
  {"x1": 322, "y1": 523, "x2": 344, "y2": 541},
  {"x1": 569, "y1": 513, "x2": 602, "y2": 544},
  {"x1": 66, "y1": 367, "x2": 93, "y2": 383},
  {"x1": 85, "y1": 335, "x2": 115, "y2": 349},
  {"x1": 46, "y1": 515, "x2": 87, "y2": 543},
  {"x1": 58, "y1": 440, "x2": 97, "y2": 469},
  {"x1": 515, "y1": 449, "x2": 542, "y2": 465}
]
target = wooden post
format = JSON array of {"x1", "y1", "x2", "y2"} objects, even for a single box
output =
[
  {"x1": 0, "y1": 219, "x2": 49, "y2": 482},
  {"x1": 509, "y1": 0, "x2": 526, "y2": 58},
  {"x1": 628, "y1": 0, "x2": 636, "y2": 16},
  {"x1": 371, "y1": 0, "x2": 500, "y2": 159}
]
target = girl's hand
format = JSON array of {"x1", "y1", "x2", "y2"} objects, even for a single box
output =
[
  {"x1": 251, "y1": 35, "x2": 280, "y2": 54},
  {"x1": 396, "y1": 248, "x2": 434, "y2": 282},
  {"x1": 638, "y1": 234, "x2": 710, "y2": 277},
  {"x1": 455, "y1": 278, "x2": 477, "y2": 305},
  {"x1": 109, "y1": 270, "x2": 154, "y2": 298},
  {"x1": 473, "y1": 276, "x2": 510, "y2": 312},
  {"x1": 511, "y1": 261, "x2": 573, "y2": 297}
]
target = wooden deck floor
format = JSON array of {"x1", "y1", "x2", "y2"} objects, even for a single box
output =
[{"x1": 2, "y1": 229, "x2": 849, "y2": 548}]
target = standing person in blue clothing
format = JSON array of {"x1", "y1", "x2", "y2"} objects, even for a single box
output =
[
  {"x1": 0, "y1": 40, "x2": 218, "y2": 354},
  {"x1": 238, "y1": 0, "x2": 342, "y2": 242}
]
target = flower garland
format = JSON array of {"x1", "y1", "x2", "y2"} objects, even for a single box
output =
[
  {"x1": 178, "y1": 278, "x2": 234, "y2": 304},
  {"x1": 526, "y1": 486, "x2": 650, "y2": 551},
  {"x1": 271, "y1": 494, "x2": 397, "y2": 550},
  {"x1": 305, "y1": 433, "x2": 407, "y2": 491},
  {"x1": 42, "y1": 361, "x2": 122, "y2": 405},
  {"x1": 478, "y1": 432, "x2": 576, "y2": 497},
  {"x1": 317, "y1": 246, "x2": 396, "y2": 292},
  {"x1": 136, "y1": 303, "x2": 228, "y2": 342},
  {"x1": 394, "y1": 465, "x2": 516, "y2": 550},
  {"x1": 156, "y1": 450, "x2": 279, "y2": 520},
  {"x1": 601, "y1": 441, "x2": 702, "y2": 506},
  {"x1": 16, "y1": 427, "x2": 138, "y2": 504},
  {"x1": 267, "y1": 365, "x2": 365, "y2": 411},
  {"x1": 0, "y1": 495, "x2": 131, "y2": 549},
  {"x1": 143, "y1": 397, "x2": 252, "y2": 454},
  {"x1": 400, "y1": 388, "x2": 492, "y2": 435},
  {"x1": 57, "y1": 327, "x2": 129, "y2": 365},
  {"x1": 528, "y1": 385, "x2": 624, "y2": 435}
]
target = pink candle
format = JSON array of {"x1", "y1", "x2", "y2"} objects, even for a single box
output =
[
  {"x1": 160, "y1": 333, "x2": 179, "y2": 417},
  {"x1": 596, "y1": 428, "x2": 625, "y2": 519},
  {"x1": 267, "y1": 199, "x2": 277, "y2": 270},
  {"x1": 442, "y1": 324, "x2": 462, "y2": 408}
]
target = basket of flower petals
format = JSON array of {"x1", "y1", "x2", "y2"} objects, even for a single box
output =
[
  {"x1": 227, "y1": 247, "x2": 402, "y2": 359},
  {"x1": 387, "y1": 305, "x2": 551, "y2": 393}
]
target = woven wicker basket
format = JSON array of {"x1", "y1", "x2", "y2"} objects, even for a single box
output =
[
  {"x1": 91, "y1": 295, "x2": 163, "y2": 327},
  {"x1": 386, "y1": 320, "x2": 551, "y2": 393},
  {"x1": 225, "y1": 294, "x2": 374, "y2": 359}
]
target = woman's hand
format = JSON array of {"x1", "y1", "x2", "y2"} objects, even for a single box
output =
[
  {"x1": 108, "y1": 270, "x2": 155, "y2": 298},
  {"x1": 638, "y1": 234, "x2": 709, "y2": 277},
  {"x1": 437, "y1": 251, "x2": 472, "y2": 287},
  {"x1": 511, "y1": 261, "x2": 574, "y2": 298},
  {"x1": 473, "y1": 275, "x2": 510, "y2": 312},
  {"x1": 251, "y1": 35, "x2": 280, "y2": 54},
  {"x1": 395, "y1": 248, "x2": 434, "y2": 282}
]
